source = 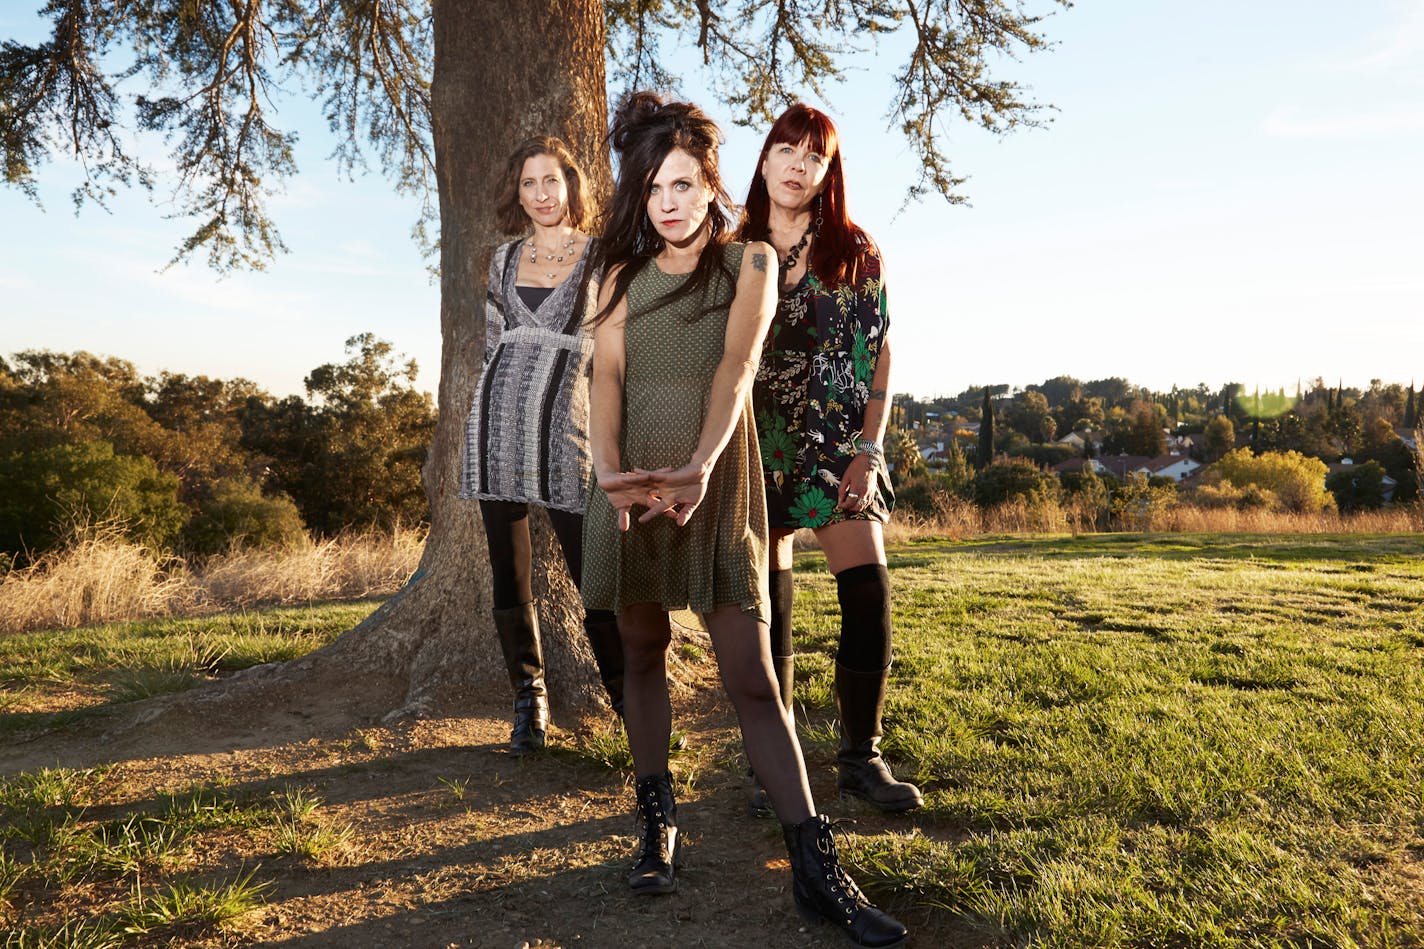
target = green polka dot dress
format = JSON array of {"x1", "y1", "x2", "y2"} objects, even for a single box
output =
[{"x1": 583, "y1": 242, "x2": 769, "y2": 624}]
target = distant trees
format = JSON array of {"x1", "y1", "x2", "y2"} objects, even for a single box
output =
[
  {"x1": 972, "y1": 456, "x2": 1059, "y2": 508},
  {"x1": 1325, "y1": 461, "x2": 1389, "y2": 513},
  {"x1": 0, "y1": 336, "x2": 434, "y2": 563},
  {"x1": 1203, "y1": 415, "x2": 1235, "y2": 462},
  {"x1": 886, "y1": 429, "x2": 927, "y2": 484},
  {"x1": 1007, "y1": 390, "x2": 1056, "y2": 443},
  {"x1": 1126, "y1": 402, "x2": 1167, "y2": 457},
  {"x1": 0, "y1": 441, "x2": 185, "y2": 554},
  {"x1": 977, "y1": 387, "x2": 995, "y2": 469}
]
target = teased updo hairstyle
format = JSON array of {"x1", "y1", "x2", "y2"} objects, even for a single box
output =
[
  {"x1": 592, "y1": 91, "x2": 736, "y2": 325},
  {"x1": 737, "y1": 103, "x2": 872, "y2": 289},
  {"x1": 493, "y1": 136, "x2": 590, "y2": 235}
]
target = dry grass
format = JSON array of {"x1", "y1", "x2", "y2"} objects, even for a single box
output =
[
  {"x1": 1153, "y1": 504, "x2": 1424, "y2": 533},
  {"x1": 799, "y1": 495, "x2": 1424, "y2": 547},
  {"x1": 0, "y1": 526, "x2": 424, "y2": 635},
  {"x1": 195, "y1": 527, "x2": 425, "y2": 608},
  {"x1": 0, "y1": 527, "x2": 200, "y2": 634}
]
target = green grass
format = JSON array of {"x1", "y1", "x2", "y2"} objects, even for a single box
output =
[
  {"x1": 789, "y1": 532, "x2": 1424, "y2": 947},
  {"x1": 0, "y1": 774, "x2": 303, "y2": 943},
  {"x1": 0, "y1": 601, "x2": 377, "y2": 733},
  {"x1": 2, "y1": 535, "x2": 1421, "y2": 945}
]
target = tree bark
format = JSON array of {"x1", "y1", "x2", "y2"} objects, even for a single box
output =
[{"x1": 168, "y1": 0, "x2": 617, "y2": 727}]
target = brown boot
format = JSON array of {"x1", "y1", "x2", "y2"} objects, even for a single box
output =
[{"x1": 835, "y1": 663, "x2": 922, "y2": 812}]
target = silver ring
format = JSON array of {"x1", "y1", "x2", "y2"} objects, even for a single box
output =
[{"x1": 846, "y1": 492, "x2": 861, "y2": 499}]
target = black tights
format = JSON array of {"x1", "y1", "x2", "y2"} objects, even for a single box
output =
[
  {"x1": 478, "y1": 499, "x2": 614, "y2": 623},
  {"x1": 618, "y1": 602, "x2": 814, "y2": 825}
]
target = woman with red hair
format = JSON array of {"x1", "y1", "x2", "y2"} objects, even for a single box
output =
[{"x1": 738, "y1": 104, "x2": 922, "y2": 816}]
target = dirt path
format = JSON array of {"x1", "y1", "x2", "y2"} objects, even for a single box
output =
[{"x1": 2, "y1": 665, "x2": 973, "y2": 948}]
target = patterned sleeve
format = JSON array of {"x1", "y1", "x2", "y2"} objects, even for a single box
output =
[
  {"x1": 483, "y1": 242, "x2": 510, "y2": 366},
  {"x1": 866, "y1": 246, "x2": 888, "y2": 336},
  {"x1": 849, "y1": 245, "x2": 889, "y2": 403}
]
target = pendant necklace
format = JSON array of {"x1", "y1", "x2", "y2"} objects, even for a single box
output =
[{"x1": 776, "y1": 226, "x2": 813, "y2": 290}]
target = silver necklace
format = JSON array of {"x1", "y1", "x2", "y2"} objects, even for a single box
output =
[{"x1": 529, "y1": 234, "x2": 577, "y2": 279}]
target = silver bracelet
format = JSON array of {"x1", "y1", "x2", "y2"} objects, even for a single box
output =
[{"x1": 854, "y1": 438, "x2": 883, "y2": 459}]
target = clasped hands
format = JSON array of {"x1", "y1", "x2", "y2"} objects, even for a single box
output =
[{"x1": 597, "y1": 460, "x2": 710, "y2": 532}]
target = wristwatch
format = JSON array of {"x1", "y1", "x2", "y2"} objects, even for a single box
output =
[{"x1": 854, "y1": 438, "x2": 883, "y2": 459}]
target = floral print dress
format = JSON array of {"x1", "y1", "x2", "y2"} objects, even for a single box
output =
[{"x1": 753, "y1": 244, "x2": 894, "y2": 529}]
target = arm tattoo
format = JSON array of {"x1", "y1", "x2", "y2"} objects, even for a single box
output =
[
  {"x1": 751, "y1": 252, "x2": 768, "y2": 273},
  {"x1": 868, "y1": 388, "x2": 887, "y2": 401}
]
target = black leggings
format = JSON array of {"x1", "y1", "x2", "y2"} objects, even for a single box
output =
[{"x1": 478, "y1": 500, "x2": 612, "y2": 622}]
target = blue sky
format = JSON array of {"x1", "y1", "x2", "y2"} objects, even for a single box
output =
[{"x1": 2, "y1": 2, "x2": 1422, "y2": 401}]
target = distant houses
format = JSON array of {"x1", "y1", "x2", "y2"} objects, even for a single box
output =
[{"x1": 1051, "y1": 451, "x2": 1203, "y2": 483}]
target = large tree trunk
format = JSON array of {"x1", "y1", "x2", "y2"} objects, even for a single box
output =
[{"x1": 165, "y1": 0, "x2": 616, "y2": 728}]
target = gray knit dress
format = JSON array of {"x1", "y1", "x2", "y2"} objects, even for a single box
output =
[{"x1": 459, "y1": 239, "x2": 600, "y2": 512}]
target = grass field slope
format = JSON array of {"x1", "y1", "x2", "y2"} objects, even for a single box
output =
[{"x1": 1, "y1": 533, "x2": 1421, "y2": 947}]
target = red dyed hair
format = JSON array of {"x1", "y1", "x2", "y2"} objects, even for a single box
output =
[{"x1": 737, "y1": 104, "x2": 872, "y2": 289}]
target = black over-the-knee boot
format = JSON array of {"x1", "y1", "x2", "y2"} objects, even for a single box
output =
[
  {"x1": 834, "y1": 564, "x2": 922, "y2": 812},
  {"x1": 492, "y1": 602, "x2": 548, "y2": 755},
  {"x1": 582, "y1": 613, "x2": 625, "y2": 718},
  {"x1": 836, "y1": 663, "x2": 923, "y2": 811},
  {"x1": 783, "y1": 814, "x2": 908, "y2": 947}
]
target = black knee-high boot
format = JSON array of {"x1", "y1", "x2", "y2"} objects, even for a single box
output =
[
  {"x1": 835, "y1": 564, "x2": 922, "y2": 812},
  {"x1": 492, "y1": 602, "x2": 548, "y2": 755},
  {"x1": 750, "y1": 568, "x2": 796, "y2": 818},
  {"x1": 582, "y1": 612, "x2": 625, "y2": 717},
  {"x1": 783, "y1": 814, "x2": 908, "y2": 947}
]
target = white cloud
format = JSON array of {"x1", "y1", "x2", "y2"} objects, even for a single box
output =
[
  {"x1": 1261, "y1": 106, "x2": 1424, "y2": 138},
  {"x1": 1339, "y1": 0, "x2": 1424, "y2": 72}
]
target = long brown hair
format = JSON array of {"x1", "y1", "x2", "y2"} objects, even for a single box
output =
[
  {"x1": 591, "y1": 91, "x2": 736, "y2": 325},
  {"x1": 737, "y1": 104, "x2": 871, "y2": 289},
  {"x1": 493, "y1": 136, "x2": 590, "y2": 235}
]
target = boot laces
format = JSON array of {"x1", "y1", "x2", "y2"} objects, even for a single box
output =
[
  {"x1": 815, "y1": 819, "x2": 870, "y2": 914},
  {"x1": 636, "y1": 783, "x2": 671, "y2": 861}
]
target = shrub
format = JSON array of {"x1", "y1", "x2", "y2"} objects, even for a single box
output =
[
  {"x1": 894, "y1": 473, "x2": 964, "y2": 519},
  {"x1": 1205, "y1": 449, "x2": 1333, "y2": 514},
  {"x1": 0, "y1": 441, "x2": 184, "y2": 558},
  {"x1": 1060, "y1": 464, "x2": 1110, "y2": 530},
  {"x1": 972, "y1": 457, "x2": 1061, "y2": 508},
  {"x1": 184, "y1": 478, "x2": 307, "y2": 555},
  {"x1": 1325, "y1": 461, "x2": 1388, "y2": 513},
  {"x1": 1111, "y1": 471, "x2": 1178, "y2": 530}
]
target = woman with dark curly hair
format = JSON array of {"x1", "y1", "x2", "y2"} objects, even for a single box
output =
[
  {"x1": 459, "y1": 136, "x2": 624, "y2": 755},
  {"x1": 738, "y1": 104, "x2": 922, "y2": 816},
  {"x1": 582, "y1": 92, "x2": 906, "y2": 948}
]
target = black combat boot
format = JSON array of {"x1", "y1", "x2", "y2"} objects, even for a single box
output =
[
  {"x1": 782, "y1": 814, "x2": 908, "y2": 947},
  {"x1": 836, "y1": 663, "x2": 922, "y2": 812},
  {"x1": 492, "y1": 603, "x2": 548, "y2": 755},
  {"x1": 629, "y1": 771, "x2": 679, "y2": 895}
]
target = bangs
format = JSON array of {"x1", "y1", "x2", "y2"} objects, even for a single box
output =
[{"x1": 767, "y1": 105, "x2": 837, "y2": 158}]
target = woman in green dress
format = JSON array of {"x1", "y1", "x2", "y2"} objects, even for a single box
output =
[{"x1": 582, "y1": 91, "x2": 906, "y2": 948}]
